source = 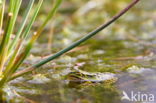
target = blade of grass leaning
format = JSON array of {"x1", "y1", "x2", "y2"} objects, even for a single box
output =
[
  {"x1": 23, "y1": 0, "x2": 63, "y2": 43},
  {"x1": 21, "y1": 0, "x2": 44, "y2": 39},
  {"x1": 11, "y1": 0, "x2": 140, "y2": 80}
]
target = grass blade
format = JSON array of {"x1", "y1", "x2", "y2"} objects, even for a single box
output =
[
  {"x1": 11, "y1": 0, "x2": 140, "y2": 80},
  {"x1": 0, "y1": 0, "x2": 5, "y2": 32}
]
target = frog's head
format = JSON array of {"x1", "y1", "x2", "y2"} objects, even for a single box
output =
[{"x1": 95, "y1": 72, "x2": 118, "y2": 84}]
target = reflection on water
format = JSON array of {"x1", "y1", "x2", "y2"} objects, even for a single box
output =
[
  {"x1": 8, "y1": 67, "x2": 156, "y2": 103},
  {"x1": 118, "y1": 68, "x2": 156, "y2": 103}
]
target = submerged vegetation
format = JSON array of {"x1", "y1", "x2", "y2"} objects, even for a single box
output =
[{"x1": 1, "y1": 0, "x2": 156, "y2": 102}]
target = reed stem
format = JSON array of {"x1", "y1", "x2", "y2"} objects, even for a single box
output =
[{"x1": 11, "y1": 0, "x2": 140, "y2": 80}]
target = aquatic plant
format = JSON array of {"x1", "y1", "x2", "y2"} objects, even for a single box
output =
[
  {"x1": 0, "y1": 0, "x2": 62, "y2": 88},
  {"x1": 0, "y1": 0, "x2": 140, "y2": 89}
]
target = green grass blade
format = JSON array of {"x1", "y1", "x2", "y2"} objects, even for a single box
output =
[
  {"x1": 0, "y1": 0, "x2": 14, "y2": 55},
  {"x1": 10, "y1": 0, "x2": 140, "y2": 80},
  {"x1": 21, "y1": 0, "x2": 43, "y2": 39},
  {"x1": 0, "y1": 0, "x2": 5, "y2": 32},
  {"x1": 4, "y1": 0, "x2": 21, "y2": 47},
  {"x1": 36, "y1": 0, "x2": 63, "y2": 35}
]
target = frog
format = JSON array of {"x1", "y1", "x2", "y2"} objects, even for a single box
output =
[{"x1": 66, "y1": 68, "x2": 118, "y2": 87}]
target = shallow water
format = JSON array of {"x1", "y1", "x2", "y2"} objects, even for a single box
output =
[{"x1": 2, "y1": 0, "x2": 156, "y2": 103}]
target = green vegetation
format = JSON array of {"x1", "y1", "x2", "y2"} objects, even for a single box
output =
[{"x1": 0, "y1": 0, "x2": 62, "y2": 88}]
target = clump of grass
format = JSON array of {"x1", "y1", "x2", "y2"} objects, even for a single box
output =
[
  {"x1": 0, "y1": 0, "x2": 140, "y2": 89},
  {"x1": 0, "y1": 0, "x2": 62, "y2": 88}
]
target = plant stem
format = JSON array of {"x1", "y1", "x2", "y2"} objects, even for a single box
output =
[
  {"x1": 11, "y1": 0, "x2": 140, "y2": 80},
  {"x1": 0, "y1": 0, "x2": 5, "y2": 33}
]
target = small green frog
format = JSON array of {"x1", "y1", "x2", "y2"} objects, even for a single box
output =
[{"x1": 66, "y1": 68, "x2": 118, "y2": 86}]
